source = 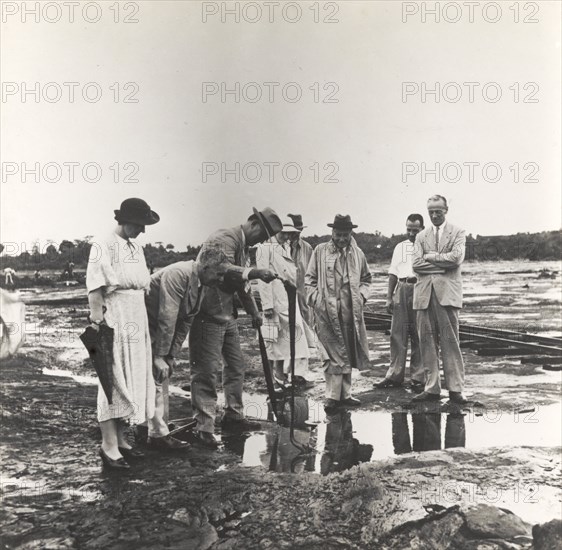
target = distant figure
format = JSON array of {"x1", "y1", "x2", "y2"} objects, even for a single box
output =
[
  {"x1": 412, "y1": 195, "x2": 467, "y2": 405},
  {"x1": 67, "y1": 261, "x2": 75, "y2": 277},
  {"x1": 374, "y1": 214, "x2": 425, "y2": 392},
  {"x1": 34, "y1": 270, "x2": 41, "y2": 281},
  {"x1": 147, "y1": 260, "x2": 155, "y2": 275},
  {"x1": 0, "y1": 289, "x2": 25, "y2": 359},
  {"x1": 306, "y1": 214, "x2": 372, "y2": 412},
  {"x1": 3, "y1": 267, "x2": 16, "y2": 287}
]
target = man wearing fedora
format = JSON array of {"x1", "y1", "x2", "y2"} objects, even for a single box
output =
[
  {"x1": 412, "y1": 195, "x2": 468, "y2": 404},
  {"x1": 286, "y1": 214, "x2": 315, "y2": 349},
  {"x1": 189, "y1": 207, "x2": 282, "y2": 448},
  {"x1": 305, "y1": 215, "x2": 372, "y2": 411}
]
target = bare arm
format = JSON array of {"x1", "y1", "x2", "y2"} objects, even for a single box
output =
[
  {"x1": 387, "y1": 274, "x2": 398, "y2": 302},
  {"x1": 87, "y1": 288, "x2": 104, "y2": 323}
]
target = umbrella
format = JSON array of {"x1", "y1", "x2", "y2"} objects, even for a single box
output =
[{"x1": 79, "y1": 324, "x2": 115, "y2": 404}]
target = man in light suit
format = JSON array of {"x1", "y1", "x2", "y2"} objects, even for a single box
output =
[{"x1": 412, "y1": 195, "x2": 468, "y2": 404}]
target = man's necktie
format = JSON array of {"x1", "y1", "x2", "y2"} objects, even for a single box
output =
[{"x1": 435, "y1": 226, "x2": 440, "y2": 251}]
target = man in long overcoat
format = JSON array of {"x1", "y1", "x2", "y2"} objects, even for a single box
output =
[{"x1": 305, "y1": 214, "x2": 372, "y2": 410}]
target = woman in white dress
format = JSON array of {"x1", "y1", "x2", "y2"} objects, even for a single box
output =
[
  {"x1": 86, "y1": 198, "x2": 159, "y2": 469},
  {"x1": 256, "y1": 218, "x2": 311, "y2": 388}
]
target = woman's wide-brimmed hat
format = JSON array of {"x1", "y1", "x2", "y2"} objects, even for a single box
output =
[
  {"x1": 327, "y1": 214, "x2": 357, "y2": 230},
  {"x1": 250, "y1": 207, "x2": 283, "y2": 239},
  {"x1": 114, "y1": 198, "x2": 160, "y2": 226},
  {"x1": 287, "y1": 213, "x2": 307, "y2": 230}
]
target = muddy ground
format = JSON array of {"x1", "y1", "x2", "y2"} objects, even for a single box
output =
[{"x1": 1, "y1": 263, "x2": 561, "y2": 549}]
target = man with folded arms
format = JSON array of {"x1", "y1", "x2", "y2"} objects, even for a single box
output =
[
  {"x1": 374, "y1": 213, "x2": 425, "y2": 393},
  {"x1": 189, "y1": 207, "x2": 282, "y2": 448},
  {"x1": 412, "y1": 196, "x2": 468, "y2": 404}
]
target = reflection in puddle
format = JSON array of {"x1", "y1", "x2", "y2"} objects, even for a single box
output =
[{"x1": 225, "y1": 402, "x2": 561, "y2": 476}]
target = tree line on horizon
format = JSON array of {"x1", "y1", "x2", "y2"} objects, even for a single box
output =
[{"x1": 0, "y1": 230, "x2": 560, "y2": 272}]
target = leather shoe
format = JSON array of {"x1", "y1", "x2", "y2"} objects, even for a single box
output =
[
  {"x1": 118, "y1": 446, "x2": 145, "y2": 459},
  {"x1": 449, "y1": 392, "x2": 469, "y2": 405},
  {"x1": 374, "y1": 378, "x2": 402, "y2": 389},
  {"x1": 324, "y1": 399, "x2": 341, "y2": 412},
  {"x1": 411, "y1": 391, "x2": 441, "y2": 402},
  {"x1": 147, "y1": 435, "x2": 191, "y2": 451},
  {"x1": 409, "y1": 381, "x2": 425, "y2": 394},
  {"x1": 340, "y1": 396, "x2": 361, "y2": 407},
  {"x1": 192, "y1": 431, "x2": 219, "y2": 449},
  {"x1": 292, "y1": 376, "x2": 315, "y2": 390},
  {"x1": 99, "y1": 447, "x2": 130, "y2": 469},
  {"x1": 221, "y1": 417, "x2": 261, "y2": 431}
]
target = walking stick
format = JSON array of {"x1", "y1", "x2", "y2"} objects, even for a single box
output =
[
  {"x1": 284, "y1": 280, "x2": 308, "y2": 456},
  {"x1": 257, "y1": 325, "x2": 282, "y2": 421}
]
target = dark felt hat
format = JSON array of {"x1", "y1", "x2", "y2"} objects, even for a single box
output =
[
  {"x1": 114, "y1": 198, "x2": 160, "y2": 226},
  {"x1": 287, "y1": 213, "x2": 307, "y2": 231},
  {"x1": 327, "y1": 214, "x2": 357, "y2": 230},
  {"x1": 250, "y1": 207, "x2": 283, "y2": 239}
]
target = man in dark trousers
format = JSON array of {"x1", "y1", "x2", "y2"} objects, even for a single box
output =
[{"x1": 189, "y1": 207, "x2": 283, "y2": 448}]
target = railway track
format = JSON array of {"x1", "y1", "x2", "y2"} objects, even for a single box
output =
[{"x1": 364, "y1": 311, "x2": 562, "y2": 368}]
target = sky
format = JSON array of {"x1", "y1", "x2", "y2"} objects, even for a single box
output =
[{"x1": 1, "y1": 0, "x2": 561, "y2": 254}]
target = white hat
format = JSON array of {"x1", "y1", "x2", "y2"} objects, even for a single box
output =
[{"x1": 280, "y1": 217, "x2": 301, "y2": 233}]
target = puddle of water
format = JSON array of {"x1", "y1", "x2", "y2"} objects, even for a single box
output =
[
  {"x1": 225, "y1": 400, "x2": 562, "y2": 476},
  {"x1": 41, "y1": 367, "x2": 191, "y2": 398},
  {"x1": 42, "y1": 367, "x2": 98, "y2": 386}
]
